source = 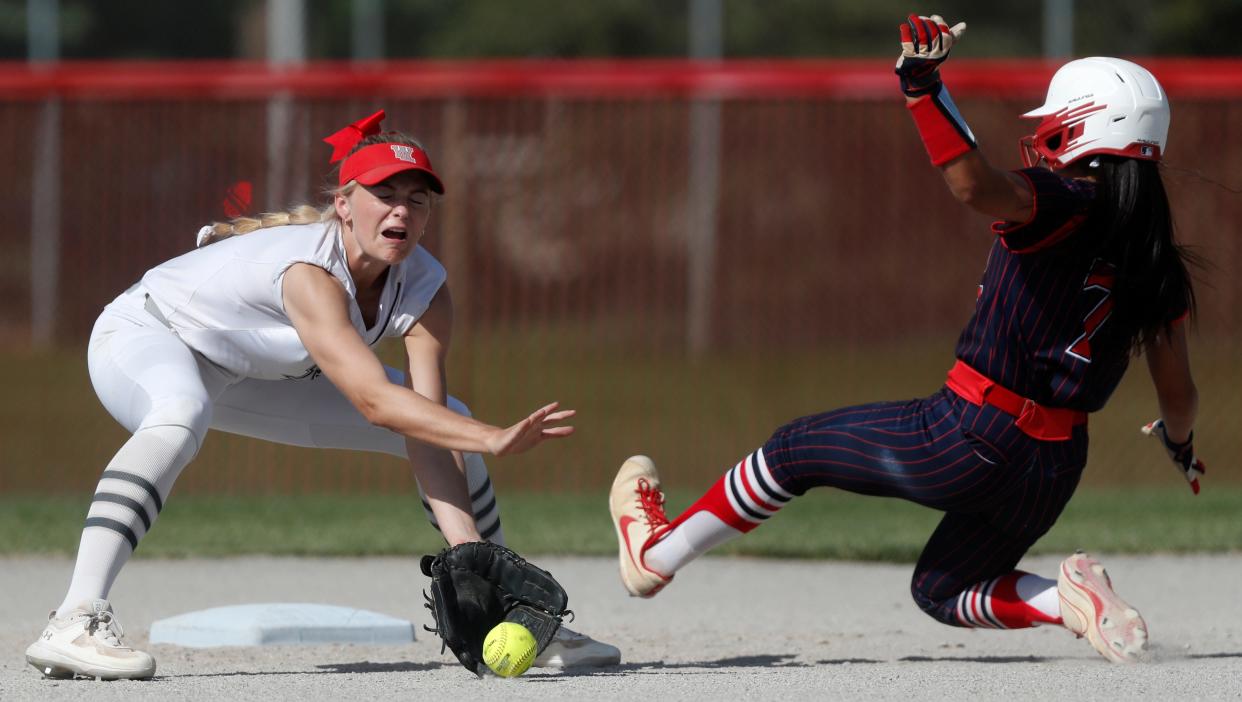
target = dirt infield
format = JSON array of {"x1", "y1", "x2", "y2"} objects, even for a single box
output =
[{"x1": 2, "y1": 554, "x2": 1239, "y2": 700}]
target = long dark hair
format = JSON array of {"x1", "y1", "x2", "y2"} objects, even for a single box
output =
[{"x1": 1087, "y1": 156, "x2": 1198, "y2": 354}]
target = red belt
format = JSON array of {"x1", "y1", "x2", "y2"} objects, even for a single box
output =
[{"x1": 945, "y1": 360, "x2": 1087, "y2": 441}]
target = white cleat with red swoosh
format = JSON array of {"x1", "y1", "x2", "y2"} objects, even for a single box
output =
[{"x1": 609, "y1": 455, "x2": 674, "y2": 598}]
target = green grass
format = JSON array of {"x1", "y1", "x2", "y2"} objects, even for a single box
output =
[
  {"x1": 3, "y1": 487, "x2": 1238, "y2": 560},
  {"x1": 3, "y1": 331, "x2": 1239, "y2": 571},
  {"x1": 3, "y1": 336, "x2": 1241, "y2": 496}
]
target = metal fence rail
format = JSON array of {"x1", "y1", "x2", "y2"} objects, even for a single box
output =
[{"x1": 2, "y1": 60, "x2": 1238, "y2": 493}]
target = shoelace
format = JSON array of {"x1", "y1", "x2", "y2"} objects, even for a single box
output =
[
  {"x1": 635, "y1": 477, "x2": 670, "y2": 533},
  {"x1": 85, "y1": 610, "x2": 125, "y2": 647}
]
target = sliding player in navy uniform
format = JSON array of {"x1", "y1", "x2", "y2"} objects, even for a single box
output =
[{"x1": 610, "y1": 15, "x2": 1204, "y2": 664}]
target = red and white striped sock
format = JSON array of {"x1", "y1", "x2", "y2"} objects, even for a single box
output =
[
  {"x1": 954, "y1": 571, "x2": 1062, "y2": 629},
  {"x1": 645, "y1": 448, "x2": 793, "y2": 575}
]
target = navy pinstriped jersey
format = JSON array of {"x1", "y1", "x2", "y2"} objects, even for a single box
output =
[{"x1": 954, "y1": 167, "x2": 1130, "y2": 412}]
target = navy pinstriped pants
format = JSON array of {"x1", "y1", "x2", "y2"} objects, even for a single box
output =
[{"x1": 761, "y1": 387, "x2": 1089, "y2": 627}]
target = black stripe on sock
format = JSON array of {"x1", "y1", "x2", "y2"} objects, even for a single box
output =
[
  {"x1": 83, "y1": 517, "x2": 138, "y2": 550},
  {"x1": 727, "y1": 468, "x2": 768, "y2": 521},
  {"x1": 422, "y1": 490, "x2": 497, "y2": 536},
  {"x1": 92, "y1": 493, "x2": 152, "y2": 531},
  {"x1": 980, "y1": 580, "x2": 1006, "y2": 629},
  {"x1": 480, "y1": 518, "x2": 503, "y2": 541},
  {"x1": 470, "y1": 477, "x2": 493, "y2": 502},
  {"x1": 473, "y1": 496, "x2": 497, "y2": 523},
  {"x1": 749, "y1": 453, "x2": 791, "y2": 504},
  {"x1": 100, "y1": 470, "x2": 163, "y2": 513}
]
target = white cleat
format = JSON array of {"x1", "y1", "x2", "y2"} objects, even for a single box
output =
[
  {"x1": 1057, "y1": 551, "x2": 1149, "y2": 663},
  {"x1": 533, "y1": 626, "x2": 621, "y2": 668},
  {"x1": 25, "y1": 599, "x2": 156, "y2": 680},
  {"x1": 609, "y1": 455, "x2": 674, "y2": 598}
]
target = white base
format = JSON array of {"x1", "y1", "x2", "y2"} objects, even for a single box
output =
[{"x1": 149, "y1": 603, "x2": 415, "y2": 647}]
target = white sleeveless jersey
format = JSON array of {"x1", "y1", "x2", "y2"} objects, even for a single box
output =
[{"x1": 138, "y1": 221, "x2": 446, "y2": 380}]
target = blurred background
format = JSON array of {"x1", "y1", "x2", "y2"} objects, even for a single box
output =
[{"x1": 2, "y1": 0, "x2": 1239, "y2": 498}]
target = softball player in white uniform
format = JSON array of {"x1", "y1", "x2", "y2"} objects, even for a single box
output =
[{"x1": 26, "y1": 110, "x2": 619, "y2": 680}]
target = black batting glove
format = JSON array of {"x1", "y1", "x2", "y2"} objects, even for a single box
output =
[
  {"x1": 1141, "y1": 419, "x2": 1206, "y2": 495},
  {"x1": 895, "y1": 13, "x2": 967, "y2": 97}
]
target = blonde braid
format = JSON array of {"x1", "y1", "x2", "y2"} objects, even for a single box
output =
[{"x1": 197, "y1": 204, "x2": 337, "y2": 247}]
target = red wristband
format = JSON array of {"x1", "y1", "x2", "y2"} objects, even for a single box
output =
[{"x1": 907, "y1": 86, "x2": 977, "y2": 166}]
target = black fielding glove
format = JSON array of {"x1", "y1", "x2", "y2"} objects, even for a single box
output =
[{"x1": 420, "y1": 541, "x2": 571, "y2": 676}]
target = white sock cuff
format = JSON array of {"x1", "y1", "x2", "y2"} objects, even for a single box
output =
[
  {"x1": 645, "y1": 511, "x2": 742, "y2": 575},
  {"x1": 1016, "y1": 573, "x2": 1060, "y2": 619}
]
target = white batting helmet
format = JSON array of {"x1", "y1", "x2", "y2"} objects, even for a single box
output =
[{"x1": 1020, "y1": 57, "x2": 1170, "y2": 169}]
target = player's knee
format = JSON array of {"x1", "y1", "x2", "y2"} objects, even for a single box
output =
[
  {"x1": 910, "y1": 578, "x2": 957, "y2": 626},
  {"x1": 910, "y1": 584, "x2": 938, "y2": 617},
  {"x1": 139, "y1": 395, "x2": 212, "y2": 449}
]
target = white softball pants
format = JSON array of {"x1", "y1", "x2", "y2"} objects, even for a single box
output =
[{"x1": 58, "y1": 285, "x2": 501, "y2": 613}]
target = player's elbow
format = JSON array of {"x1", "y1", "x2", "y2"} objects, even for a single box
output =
[
  {"x1": 948, "y1": 179, "x2": 987, "y2": 209},
  {"x1": 352, "y1": 386, "x2": 395, "y2": 430},
  {"x1": 942, "y1": 161, "x2": 1031, "y2": 221},
  {"x1": 356, "y1": 398, "x2": 386, "y2": 428},
  {"x1": 951, "y1": 181, "x2": 1033, "y2": 222},
  {"x1": 940, "y1": 156, "x2": 988, "y2": 207}
]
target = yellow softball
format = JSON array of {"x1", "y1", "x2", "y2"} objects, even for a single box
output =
[{"x1": 482, "y1": 622, "x2": 537, "y2": 678}]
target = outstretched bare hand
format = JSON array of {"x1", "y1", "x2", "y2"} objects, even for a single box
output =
[{"x1": 487, "y1": 402, "x2": 576, "y2": 457}]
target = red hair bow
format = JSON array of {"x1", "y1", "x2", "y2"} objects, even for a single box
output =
[{"x1": 323, "y1": 109, "x2": 386, "y2": 164}]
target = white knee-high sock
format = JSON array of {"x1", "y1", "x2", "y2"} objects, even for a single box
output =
[
  {"x1": 645, "y1": 449, "x2": 793, "y2": 575},
  {"x1": 57, "y1": 425, "x2": 198, "y2": 616},
  {"x1": 645, "y1": 511, "x2": 741, "y2": 575}
]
